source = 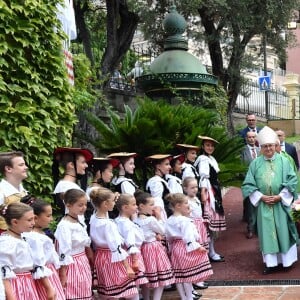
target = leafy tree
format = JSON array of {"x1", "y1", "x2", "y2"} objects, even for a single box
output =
[
  {"x1": 182, "y1": 84, "x2": 229, "y2": 127},
  {"x1": 73, "y1": 0, "x2": 139, "y2": 83},
  {"x1": 83, "y1": 99, "x2": 245, "y2": 187},
  {"x1": 0, "y1": 0, "x2": 77, "y2": 197},
  {"x1": 73, "y1": 0, "x2": 106, "y2": 67},
  {"x1": 137, "y1": 0, "x2": 300, "y2": 134},
  {"x1": 72, "y1": 53, "x2": 97, "y2": 110}
]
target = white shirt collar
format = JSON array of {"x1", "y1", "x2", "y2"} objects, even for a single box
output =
[
  {"x1": 263, "y1": 154, "x2": 276, "y2": 161},
  {"x1": 0, "y1": 179, "x2": 26, "y2": 196}
]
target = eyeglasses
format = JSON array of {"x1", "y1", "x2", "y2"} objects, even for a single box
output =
[
  {"x1": 261, "y1": 144, "x2": 275, "y2": 149},
  {"x1": 247, "y1": 119, "x2": 256, "y2": 122}
]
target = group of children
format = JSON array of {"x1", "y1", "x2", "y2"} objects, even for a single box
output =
[{"x1": 0, "y1": 134, "x2": 226, "y2": 300}]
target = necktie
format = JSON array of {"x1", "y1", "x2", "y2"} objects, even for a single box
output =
[{"x1": 251, "y1": 148, "x2": 256, "y2": 159}]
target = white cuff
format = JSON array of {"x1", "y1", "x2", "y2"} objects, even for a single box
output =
[
  {"x1": 186, "y1": 241, "x2": 200, "y2": 252},
  {"x1": 127, "y1": 245, "x2": 140, "y2": 255},
  {"x1": 249, "y1": 190, "x2": 263, "y2": 207},
  {"x1": 111, "y1": 247, "x2": 128, "y2": 263},
  {"x1": 32, "y1": 265, "x2": 53, "y2": 279},
  {"x1": 59, "y1": 253, "x2": 74, "y2": 266},
  {"x1": 1, "y1": 266, "x2": 16, "y2": 279},
  {"x1": 279, "y1": 187, "x2": 293, "y2": 206}
]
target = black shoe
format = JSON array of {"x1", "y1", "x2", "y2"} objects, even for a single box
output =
[
  {"x1": 193, "y1": 282, "x2": 209, "y2": 290},
  {"x1": 209, "y1": 256, "x2": 225, "y2": 262},
  {"x1": 192, "y1": 291, "x2": 202, "y2": 299},
  {"x1": 263, "y1": 266, "x2": 278, "y2": 275}
]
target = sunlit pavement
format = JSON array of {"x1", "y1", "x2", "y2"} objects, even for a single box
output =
[{"x1": 161, "y1": 285, "x2": 300, "y2": 300}]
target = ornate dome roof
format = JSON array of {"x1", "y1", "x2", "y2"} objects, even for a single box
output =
[{"x1": 136, "y1": 5, "x2": 217, "y2": 99}]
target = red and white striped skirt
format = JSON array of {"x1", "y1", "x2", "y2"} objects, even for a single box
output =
[
  {"x1": 64, "y1": 251, "x2": 93, "y2": 300},
  {"x1": 141, "y1": 241, "x2": 175, "y2": 288},
  {"x1": 35, "y1": 264, "x2": 65, "y2": 300},
  {"x1": 95, "y1": 248, "x2": 138, "y2": 298},
  {"x1": 202, "y1": 191, "x2": 226, "y2": 232},
  {"x1": 169, "y1": 239, "x2": 213, "y2": 283},
  {"x1": 11, "y1": 272, "x2": 39, "y2": 300},
  {"x1": 127, "y1": 252, "x2": 148, "y2": 286},
  {"x1": 193, "y1": 218, "x2": 210, "y2": 250}
]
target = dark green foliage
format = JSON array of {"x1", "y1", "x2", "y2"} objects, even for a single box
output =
[
  {"x1": 84, "y1": 98, "x2": 246, "y2": 187},
  {"x1": 72, "y1": 53, "x2": 98, "y2": 110}
]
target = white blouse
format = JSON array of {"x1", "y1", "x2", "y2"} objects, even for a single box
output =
[
  {"x1": 115, "y1": 216, "x2": 145, "y2": 254},
  {"x1": 0, "y1": 234, "x2": 51, "y2": 279},
  {"x1": 53, "y1": 180, "x2": 86, "y2": 222},
  {"x1": 181, "y1": 162, "x2": 199, "y2": 181},
  {"x1": 89, "y1": 215, "x2": 128, "y2": 263},
  {"x1": 165, "y1": 174, "x2": 183, "y2": 193},
  {"x1": 23, "y1": 231, "x2": 60, "y2": 269},
  {"x1": 111, "y1": 177, "x2": 137, "y2": 195},
  {"x1": 0, "y1": 272, "x2": 4, "y2": 300},
  {"x1": 194, "y1": 155, "x2": 220, "y2": 211},
  {"x1": 54, "y1": 219, "x2": 91, "y2": 265},
  {"x1": 165, "y1": 215, "x2": 200, "y2": 252},
  {"x1": 134, "y1": 216, "x2": 165, "y2": 243},
  {"x1": 195, "y1": 155, "x2": 220, "y2": 188},
  {"x1": 53, "y1": 180, "x2": 83, "y2": 194},
  {"x1": 146, "y1": 176, "x2": 168, "y2": 221},
  {"x1": 188, "y1": 197, "x2": 203, "y2": 218}
]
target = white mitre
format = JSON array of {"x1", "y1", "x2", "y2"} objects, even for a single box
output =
[{"x1": 256, "y1": 126, "x2": 278, "y2": 145}]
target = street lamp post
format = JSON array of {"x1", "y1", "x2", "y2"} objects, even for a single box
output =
[{"x1": 263, "y1": 34, "x2": 269, "y2": 120}]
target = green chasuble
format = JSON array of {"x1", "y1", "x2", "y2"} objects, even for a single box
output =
[
  {"x1": 242, "y1": 153, "x2": 299, "y2": 254},
  {"x1": 281, "y1": 151, "x2": 300, "y2": 193}
]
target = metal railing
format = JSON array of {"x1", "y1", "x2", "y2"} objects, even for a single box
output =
[{"x1": 234, "y1": 81, "x2": 296, "y2": 120}]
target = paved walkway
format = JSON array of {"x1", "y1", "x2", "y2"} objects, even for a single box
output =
[{"x1": 162, "y1": 285, "x2": 300, "y2": 300}]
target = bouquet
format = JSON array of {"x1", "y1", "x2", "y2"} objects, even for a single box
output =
[{"x1": 291, "y1": 203, "x2": 300, "y2": 222}]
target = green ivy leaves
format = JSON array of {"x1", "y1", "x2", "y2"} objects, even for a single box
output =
[{"x1": 0, "y1": 0, "x2": 76, "y2": 198}]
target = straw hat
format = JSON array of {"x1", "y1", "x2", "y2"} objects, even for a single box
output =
[
  {"x1": 198, "y1": 135, "x2": 219, "y2": 144},
  {"x1": 256, "y1": 126, "x2": 277, "y2": 145},
  {"x1": 146, "y1": 154, "x2": 172, "y2": 161},
  {"x1": 107, "y1": 152, "x2": 137, "y2": 159},
  {"x1": 54, "y1": 147, "x2": 94, "y2": 162},
  {"x1": 176, "y1": 144, "x2": 200, "y2": 150}
]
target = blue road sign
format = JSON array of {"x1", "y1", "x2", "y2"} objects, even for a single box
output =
[{"x1": 258, "y1": 76, "x2": 271, "y2": 91}]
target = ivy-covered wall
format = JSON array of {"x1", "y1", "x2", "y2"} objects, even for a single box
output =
[{"x1": 0, "y1": 1, "x2": 76, "y2": 197}]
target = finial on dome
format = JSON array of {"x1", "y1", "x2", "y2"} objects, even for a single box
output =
[
  {"x1": 162, "y1": 5, "x2": 187, "y2": 50},
  {"x1": 163, "y1": 5, "x2": 187, "y2": 36}
]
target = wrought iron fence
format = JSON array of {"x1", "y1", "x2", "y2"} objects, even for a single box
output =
[{"x1": 234, "y1": 81, "x2": 296, "y2": 120}]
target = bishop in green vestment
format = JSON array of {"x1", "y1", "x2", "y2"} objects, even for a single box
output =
[{"x1": 242, "y1": 126, "x2": 299, "y2": 273}]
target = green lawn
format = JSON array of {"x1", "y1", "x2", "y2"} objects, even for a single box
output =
[{"x1": 286, "y1": 135, "x2": 300, "y2": 144}]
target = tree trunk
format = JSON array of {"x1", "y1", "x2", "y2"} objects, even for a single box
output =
[
  {"x1": 101, "y1": 0, "x2": 139, "y2": 82},
  {"x1": 73, "y1": 0, "x2": 95, "y2": 66},
  {"x1": 198, "y1": 7, "x2": 227, "y2": 87},
  {"x1": 226, "y1": 29, "x2": 255, "y2": 135},
  {"x1": 199, "y1": 6, "x2": 257, "y2": 136}
]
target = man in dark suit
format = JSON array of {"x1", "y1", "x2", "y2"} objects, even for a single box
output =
[
  {"x1": 276, "y1": 130, "x2": 299, "y2": 170},
  {"x1": 239, "y1": 113, "x2": 262, "y2": 143},
  {"x1": 241, "y1": 131, "x2": 260, "y2": 239}
]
